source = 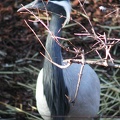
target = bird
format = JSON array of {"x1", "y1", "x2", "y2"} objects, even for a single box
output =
[{"x1": 18, "y1": 0, "x2": 100, "y2": 120}]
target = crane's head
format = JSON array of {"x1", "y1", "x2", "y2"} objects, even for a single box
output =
[{"x1": 18, "y1": 0, "x2": 71, "y2": 27}]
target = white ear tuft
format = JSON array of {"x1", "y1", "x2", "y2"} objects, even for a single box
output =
[{"x1": 50, "y1": 0, "x2": 71, "y2": 27}]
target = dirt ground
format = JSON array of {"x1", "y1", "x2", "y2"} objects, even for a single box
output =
[{"x1": 0, "y1": 0, "x2": 120, "y2": 119}]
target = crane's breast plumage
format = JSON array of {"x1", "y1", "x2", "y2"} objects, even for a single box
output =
[
  {"x1": 36, "y1": 69, "x2": 51, "y2": 120},
  {"x1": 36, "y1": 63, "x2": 100, "y2": 120}
]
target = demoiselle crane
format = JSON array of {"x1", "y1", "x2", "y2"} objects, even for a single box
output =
[{"x1": 18, "y1": 0, "x2": 100, "y2": 120}]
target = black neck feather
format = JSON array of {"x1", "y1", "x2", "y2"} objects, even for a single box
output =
[{"x1": 43, "y1": 12, "x2": 69, "y2": 119}]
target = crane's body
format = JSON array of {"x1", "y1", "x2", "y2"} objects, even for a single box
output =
[
  {"x1": 18, "y1": 0, "x2": 100, "y2": 120},
  {"x1": 37, "y1": 64, "x2": 100, "y2": 120}
]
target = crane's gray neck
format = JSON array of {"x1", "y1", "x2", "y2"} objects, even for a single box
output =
[
  {"x1": 45, "y1": 14, "x2": 63, "y2": 60},
  {"x1": 43, "y1": 13, "x2": 69, "y2": 119}
]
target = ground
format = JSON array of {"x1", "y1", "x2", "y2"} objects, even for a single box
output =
[{"x1": 0, "y1": 0, "x2": 120, "y2": 119}]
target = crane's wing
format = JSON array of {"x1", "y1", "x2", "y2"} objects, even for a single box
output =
[{"x1": 63, "y1": 63, "x2": 100, "y2": 118}]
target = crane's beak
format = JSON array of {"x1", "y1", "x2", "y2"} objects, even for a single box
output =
[{"x1": 17, "y1": 0, "x2": 46, "y2": 12}]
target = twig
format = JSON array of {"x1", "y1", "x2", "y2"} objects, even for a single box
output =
[
  {"x1": 70, "y1": 50, "x2": 85, "y2": 105},
  {"x1": 40, "y1": 52, "x2": 71, "y2": 69},
  {"x1": 64, "y1": 59, "x2": 120, "y2": 68}
]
